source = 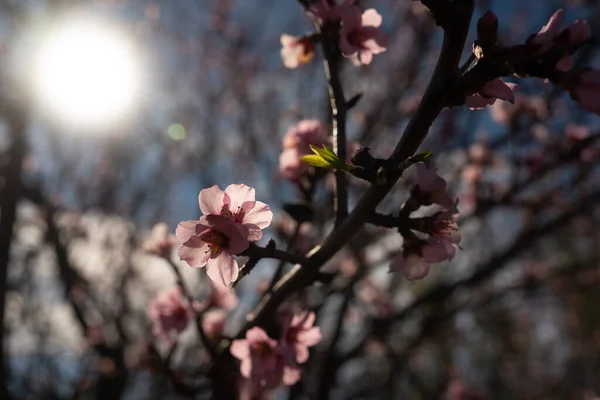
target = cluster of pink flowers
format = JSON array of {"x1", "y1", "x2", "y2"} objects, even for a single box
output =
[
  {"x1": 390, "y1": 163, "x2": 461, "y2": 280},
  {"x1": 467, "y1": 9, "x2": 599, "y2": 114},
  {"x1": 279, "y1": 120, "x2": 327, "y2": 181},
  {"x1": 231, "y1": 311, "x2": 322, "y2": 393},
  {"x1": 148, "y1": 287, "x2": 194, "y2": 342},
  {"x1": 280, "y1": 0, "x2": 388, "y2": 68},
  {"x1": 176, "y1": 184, "x2": 273, "y2": 286}
]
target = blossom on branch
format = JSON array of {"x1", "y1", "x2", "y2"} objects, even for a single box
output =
[
  {"x1": 176, "y1": 184, "x2": 272, "y2": 286},
  {"x1": 528, "y1": 9, "x2": 590, "y2": 72},
  {"x1": 411, "y1": 162, "x2": 454, "y2": 208},
  {"x1": 465, "y1": 79, "x2": 519, "y2": 110},
  {"x1": 143, "y1": 222, "x2": 177, "y2": 258},
  {"x1": 389, "y1": 238, "x2": 449, "y2": 280},
  {"x1": 430, "y1": 202, "x2": 462, "y2": 261},
  {"x1": 230, "y1": 327, "x2": 301, "y2": 390},
  {"x1": 280, "y1": 34, "x2": 315, "y2": 69},
  {"x1": 339, "y1": 8, "x2": 388, "y2": 66},
  {"x1": 280, "y1": 311, "x2": 322, "y2": 364},
  {"x1": 279, "y1": 120, "x2": 327, "y2": 181},
  {"x1": 148, "y1": 287, "x2": 194, "y2": 342}
]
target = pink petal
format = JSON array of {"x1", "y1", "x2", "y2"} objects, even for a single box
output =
[
  {"x1": 231, "y1": 339, "x2": 250, "y2": 361},
  {"x1": 465, "y1": 94, "x2": 495, "y2": 110},
  {"x1": 240, "y1": 359, "x2": 252, "y2": 378},
  {"x1": 421, "y1": 240, "x2": 449, "y2": 263},
  {"x1": 280, "y1": 34, "x2": 297, "y2": 47},
  {"x1": 242, "y1": 201, "x2": 272, "y2": 229},
  {"x1": 358, "y1": 49, "x2": 374, "y2": 65},
  {"x1": 282, "y1": 366, "x2": 302, "y2": 386},
  {"x1": 246, "y1": 327, "x2": 275, "y2": 345},
  {"x1": 199, "y1": 186, "x2": 225, "y2": 216},
  {"x1": 480, "y1": 79, "x2": 515, "y2": 102},
  {"x1": 556, "y1": 56, "x2": 574, "y2": 72},
  {"x1": 402, "y1": 254, "x2": 430, "y2": 280},
  {"x1": 361, "y1": 9, "x2": 382, "y2": 27},
  {"x1": 294, "y1": 345, "x2": 310, "y2": 364},
  {"x1": 224, "y1": 184, "x2": 256, "y2": 211},
  {"x1": 564, "y1": 19, "x2": 590, "y2": 42},
  {"x1": 534, "y1": 9, "x2": 564, "y2": 43},
  {"x1": 296, "y1": 327, "x2": 322, "y2": 347},
  {"x1": 178, "y1": 237, "x2": 212, "y2": 268},
  {"x1": 175, "y1": 220, "x2": 206, "y2": 243},
  {"x1": 206, "y1": 251, "x2": 239, "y2": 286}
]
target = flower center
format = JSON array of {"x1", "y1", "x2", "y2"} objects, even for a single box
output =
[
  {"x1": 250, "y1": 342, "x2": 273, "y2": 358},
  {"x1": 172, "y1": 305, "x2": 187, "y2": 320},
  {"x1": 200, "y1": 230, "x2": 230, "y2": 258},
  {"x1": 221, "y1": 204, "x2": 245, "y2": 223}
]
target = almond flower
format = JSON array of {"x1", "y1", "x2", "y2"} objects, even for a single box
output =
[
  {"x1": 389, "y1": 238, "x2": 449, "y2": 280},
  {"x1": 339, "y1": 8, "x2": 388, "y2": 66},
  {"x1": 148, "y1": 287, "x2": 193, "y2": 342},
  {"x1": 412, "y1": 163, "x2": 455, "y2": 208},
  {"x1": 177, "y1": 184, "x2": 273, "y2": 286},
  {"x1": 279, "y1": 120, "x2": 327, "y2": 181},
  {"x1": 202, "y1": 309, "x2": 227, "y2": 341},
  {"x1": 528, "y1": 9, "x2": 590, "y2": 72},
  {"x1": 231, "y1": 327, "x2": 301, "y2": 390},
  {"x1": 280, "y1": 311, "x2": 322, "y2": 364},
  {"x1": 465, "y1": 79, "x2": 519, "y2": 110},
  {"x1": 143, "y1": 222, "x2": 177, "y2": 258},
  {"x1": 280, "y1": 34, "x2": 315, "y2": 69},
  {"x1": 429, "y1": 203, "x2": 462, "y2": 261}
]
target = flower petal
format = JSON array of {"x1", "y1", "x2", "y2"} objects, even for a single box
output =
[
  {"x1": 242, "y1": 201, "x2": 273, "y2": 230},
  {"x1": 206, "y1": 251, "x2": 239, "y2": 286},
  {"x1": 199, "y1": 186, "x2": 225, "y2": 216},
  {"x1": 224, "y1": 184, "x2": 256, "y2": 211},
  {"x1": 178, "y1": 237, "x2": 211, "y2": 269}
]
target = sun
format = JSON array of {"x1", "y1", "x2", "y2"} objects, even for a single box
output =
[{"x1": 32, "y1": 18, "x2": 143, "y2": 128}]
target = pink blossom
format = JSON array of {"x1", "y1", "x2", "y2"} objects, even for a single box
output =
[
  {"x1": 280, "y1": 34, "x2": 315, "y2": 69},
  {"x1": 529, "y1": 9, "x2": 590, "y2": 71},
  {"x1": 209, "y1": 281, "x2": 239, "y2": 310},
  {"x1": 280, "y1": 311, "x2": 322, "y2": 364},
  {"x1": 430, "y1": 203, "x2": 462, "y2": 261},
  {"x1": 202, "y1": 309, "x2": 227, "y2": 340},
  {"x1": 148, "y1": 287, "x2": 193, "y2": 342},
  {"x1": 197, "y1": 184, "x2": 273, "y2": 242},
  {"x1": 279, "y1": 120, "x2": 327, "y2": 181},
  {"x1": 465, "y1": 79, "x2": 519, "y2": 110},
  {"x1": 389, "y1": 239, "x2": 449, "y2": 280},
  {"x1": 177, "y1": 215, "x2": 249, "y2": 286},
  {"x1": 231, "y1": 327, "x2": 301, "y2": 390},
  {"x1": 339, "y1": 8, "x2": 388, "y2": 66},
  {"x1": 569, "y1": 69, "x2": 600, "y2": 115},
  {"x1": 177, "y1": 184, "x2": 273, "y2": 286},
  {"x1": 143, "y1": 222, "x2": 177, "y2": 258},
  {"x1": 412, "y1": 163, "x2": 454, "y2": 208},
  {"x1": 565, "y1": 124, "x2": 590, "y2": 141}
]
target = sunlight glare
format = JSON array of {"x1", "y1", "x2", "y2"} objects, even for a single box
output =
[{"x1": 33, "y1": 19, "x2": 142, "y2": 128}]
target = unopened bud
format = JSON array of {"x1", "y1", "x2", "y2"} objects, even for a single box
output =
[{"x1": 476, "y1": 11, "x2": 498, "y2": 44}]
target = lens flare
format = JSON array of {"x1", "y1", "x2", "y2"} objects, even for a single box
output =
[{"x1": 33, "y1": 19, "x2": 142, "y2": 128}]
